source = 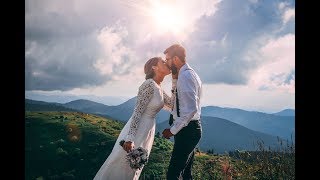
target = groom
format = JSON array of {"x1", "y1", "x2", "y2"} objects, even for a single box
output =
[{"x1": 162, "y1": 44, "x2": 202, "y2": 179}]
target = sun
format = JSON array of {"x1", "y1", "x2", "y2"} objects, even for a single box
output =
[{"x1": 150, "y1": 2, "x2": 186, "y2": 33}]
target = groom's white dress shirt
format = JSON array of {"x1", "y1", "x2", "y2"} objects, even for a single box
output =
[{"x1": 170, "y1": 63, "x2": 202, "y2": 135}]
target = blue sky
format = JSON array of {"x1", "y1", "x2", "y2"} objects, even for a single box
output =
[{"x1": 25, "y1": 0, "x2": 295, "y2": 113}]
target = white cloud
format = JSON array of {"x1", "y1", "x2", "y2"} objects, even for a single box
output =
[
  {"x1": 278, "y1": 2, "x2": 289, "y2": 10},
  {"x1": 282, "y1": 8, "x2": 295, "y2": 24},
  {"x1": 121, "y1": 0, "x2": 224, "y2": 51},
  {"x1": 182, "y1": 0, "x2": 222, "y2": 34},
  {"x1": 94, "y1": 22, "x2": 145, "y2": 83},
  {"x1": 180, "y1": 0, "x2": 222, "y2": 17},
  {"x1": 148, "y1": 0, "x2": 222, "y2": 20},
  {"x1": 25, "y1": 0, "x2": 295, "y2": 112},
  {"x1": 248, "y1": 0, "x2": 259, "y2": 4},
  {"x1": 278, "y1": 2, "x2": 295, "y2": 25},
  {"x1": 249, "y1": 33, "x2": 295, "y2": 93},
  {"x1": 25, "y1": 40, "x2": 37, "y2": 56},
  {"x1": 95, "y1": 24, "x2": 128, "y2": 73}
]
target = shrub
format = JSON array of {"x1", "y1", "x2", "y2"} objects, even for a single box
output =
[{"x1": 56, "y1": 147, "x2": 68, "y2": 156}]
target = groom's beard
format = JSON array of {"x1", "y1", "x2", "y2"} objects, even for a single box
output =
[{"x1": 171, "y1": 64, "x2": 178, "y2": 75}]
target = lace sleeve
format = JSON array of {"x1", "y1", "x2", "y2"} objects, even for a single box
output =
[
  {"x1": 125, "y1": 79, "x2": 155, "y2": 143},
  {"x1": 163, "y1": 90, "x2": 175, "y2": 112}
]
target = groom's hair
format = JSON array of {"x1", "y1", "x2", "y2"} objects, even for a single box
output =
[{"x1": 164, "y1": 44, "x2": 186, "y2": 62}]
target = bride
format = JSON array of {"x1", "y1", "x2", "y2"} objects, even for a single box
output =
[{"x1": 93, "y1": 57, "x2": 175, "y2": 180}]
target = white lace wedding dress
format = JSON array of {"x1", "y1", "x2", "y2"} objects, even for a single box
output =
[{"x1": 93, "y1": 79, "x2": 174, "y2": 180}]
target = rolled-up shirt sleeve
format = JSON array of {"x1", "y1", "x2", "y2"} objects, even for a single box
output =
[{"x1": 170, "y1": 74, "x2": 198, "y2": 135}]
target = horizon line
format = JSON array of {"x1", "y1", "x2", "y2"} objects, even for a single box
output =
[{"x1": 25, "y1": 97, "x2": 295, "y2": 115}]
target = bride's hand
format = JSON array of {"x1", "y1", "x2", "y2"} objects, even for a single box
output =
[{"x1": 123, "y1": 141, "x2": 134, "y2": 153}]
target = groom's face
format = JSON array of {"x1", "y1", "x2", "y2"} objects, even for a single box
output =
[
  {"x1": 165, "y1": 53, "x2": 174, "y2": 68},
  {"x1": 165, "y1": 53, "x2": 178, "y2": 75}
]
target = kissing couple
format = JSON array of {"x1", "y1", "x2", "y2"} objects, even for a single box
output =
[{"x1": 94, "y1": 44, "x2": 203, "y2": 180}]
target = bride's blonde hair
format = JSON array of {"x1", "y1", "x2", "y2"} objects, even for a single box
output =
[{"x1": 144, "y1": 57, "x2": 161, "y2": 80}]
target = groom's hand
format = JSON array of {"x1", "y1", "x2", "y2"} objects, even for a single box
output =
[
  {"x1": 162, "y1": 129, "x2": 173, "y2": 139},
  {"x1": 123, "y1": 141, "x2": 134, "y2": 153}
]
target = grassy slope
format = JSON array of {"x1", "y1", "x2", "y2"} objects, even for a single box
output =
[
  {"x1": 25, "y1": 111, "x2": 174, "y2": 180},
  {"x1": 25, "y1": 111, "x2": 295, "y2": 180},
  {"x1": 25, "y1": 111, "x2": 124, "y2": 179}
]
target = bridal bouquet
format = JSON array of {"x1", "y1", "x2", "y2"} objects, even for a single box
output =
[{"x1": 119, "y1": 140, "x2": 149, "y2": 170}]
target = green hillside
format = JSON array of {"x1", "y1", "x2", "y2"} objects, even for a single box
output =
[
  {"x1": 25, "y1": 111, "x2": 295, "y2": 180},
  {"x1": 25, "y1": 111, "x2": 174, "y2": 180},
  {"x1": 25, "y1": 111, "x2": 123, "y2": 179}
]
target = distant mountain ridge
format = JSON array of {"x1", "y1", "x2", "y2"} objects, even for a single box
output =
[
  {"x1": 156, "y1": 116, "x2": 283, "y2": 153},
  {"x1": 25, "y1": 91, "x2": 128, "y2": 105},
  {"x1": 272, "y1": 109, "x2": 295, "y2": 116},
  {"x1": 201, "y1": 106, "x2": 295, "y2": 140},
  {"x1": 64, "y1": 99, "x2": 109, "y2": 114},
  {"x1": 65, "y1": 97, "x2": 171, "y2": 124},
  {"x1": 25, "y1": 102, "x2": 283, "y2": 154},
  {"x1": 25, "y1": 99, "x2": 77, "y2": 112},
  {"x1": 25, "y1": 98, "x2": 294, "y2": 141}
]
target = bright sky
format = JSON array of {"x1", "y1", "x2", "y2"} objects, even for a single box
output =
[{"x1": 25, "y1": 0, "x2": 295, "y2": 113}]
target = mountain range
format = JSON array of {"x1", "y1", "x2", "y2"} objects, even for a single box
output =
[
  {"x1": 25, "y1": 99, "x2": 78, "y2": 112},
  {"x1": 26, "y1": 98, "x2": 295, "y2": 140},
  {"x1": 64, "y1": 98, "x2": 170, "y2": 124},
  {"x1": 61, "y1": 97, "x2": 295, "y2": 140},
  {"x1": 201, "y1": 106, "x2": 295, "y2": 140},
  {"x1": 155, "y1": 116, "x2": 282, "y2": 153},
  {"x1": 25, "y1": 91, "x2": 128, "y2": 105},
  {"x1": 272, "y1": 109, "x2": 295, "y2": 116},
  {"x1": 25, "y1": 98, "x2": 294, "y2": 153}
]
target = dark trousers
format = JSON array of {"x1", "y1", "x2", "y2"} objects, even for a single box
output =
[{"x1": 167, "y1": 120, "x2": 202, "y2": 180}]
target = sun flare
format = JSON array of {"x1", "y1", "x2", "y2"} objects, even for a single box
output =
[{"x1": 150, "y1": 2, "x2": 186, "y2": 33}]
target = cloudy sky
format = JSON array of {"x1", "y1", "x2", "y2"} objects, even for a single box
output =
[{"x1": 25, "y1": 0, "x2": 295, "y2": 113}]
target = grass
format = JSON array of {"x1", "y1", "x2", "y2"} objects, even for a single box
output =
[
  {"x1": 25, "y1": 111, "x2": 295, "y2": 180},
  {"x1": 25, "y1": 111, "x2": 123, "y2": 179}
]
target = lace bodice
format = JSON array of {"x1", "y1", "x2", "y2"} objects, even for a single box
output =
[{"x1": 125, "y1": 79, "x2": 174, "y2": 143}]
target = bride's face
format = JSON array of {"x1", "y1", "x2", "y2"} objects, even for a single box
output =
[{"x1": 155, "y1": 59, "x2": 170, "y2": 77}]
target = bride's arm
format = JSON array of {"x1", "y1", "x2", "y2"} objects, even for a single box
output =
[
  {"x1": 163, "y1": 79, "x2": 177, "y2": 111},
  {"x1": 125, "y1": 79, "x2": 155, "y2": 144}
]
